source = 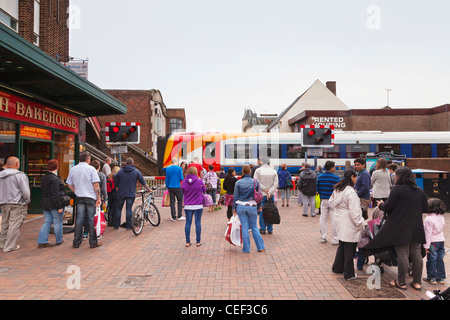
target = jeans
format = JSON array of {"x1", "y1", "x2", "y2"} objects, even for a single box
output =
[
  {"x1": 208, "y1": 189, "x2": 217, "y2": 205},
  {"x1": 169, "y1": 187, "x2": 183, "y2": 219},
  {"x1": 37, "y1": 209, "x2": 64, "y2": 244},
  {"x1": 73, "y1": 197, "x2": 97, "y2": 247},
  {"x1": 117, "y1": 197, "x2": 135, "y2": 229},
  {"x1": 259, "y1": 195, "x2": 274, "y2": 232},
  {"x1": 185, "y1": 208, "x2": 203, "y2": 244},
  {"x1": 236, "y1": 205, "x2": 265, "y2": 253},
  {"x1": 426, "y1": 241, "x2": 446, "y2": 281}
]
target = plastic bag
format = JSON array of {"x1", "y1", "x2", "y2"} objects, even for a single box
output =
[
  {"x1": 315, "y1": 194, "x2": 321, "y2": 209},
  {"x1": 162, "y1": 190, "x2": 170, "y2": 207},
  {"x1": 203, "y1": 194, "x2": 213, "y2": 207},
  {"x1": 94, "y1": 206, "x2": 106, "y2": 237},
  {"x1": 225, "y1": 215, "x2": 242, "y2": 246}
]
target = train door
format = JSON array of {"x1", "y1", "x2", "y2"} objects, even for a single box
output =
[{"x1": 203, "y1": 134, "x2": 220, "y2": 171}]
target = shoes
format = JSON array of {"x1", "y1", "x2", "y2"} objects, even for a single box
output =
[
  {"x1": 423, "y1": 277, "x2": 437, "y2": 285},
  {"x1": 90, "y1": 242, "x2": 103, "y2": 249},
  {"x1": 260, "y1": 230, "x2": 266, "y2": 234},
  {"x1": 345, "y1": 274, "x2": 357, "y2": 281},
  {"x1": 3, "y1": 245, "x2": 20, "y2": 252},
  {"x1": 320, "y1": 238, "x2": 327, "y2": 243},
  {"x1": 171, "y1": 218, "x2": 176, "y2": 222},
  {"x1": 177, "y1": 216, "x2": 186, "y2": 221},
  {"x1": 37, "y1": 243, "x2": 54, "y2": 248}
]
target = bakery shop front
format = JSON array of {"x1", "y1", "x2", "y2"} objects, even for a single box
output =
[{"x1": 0, "y1": 23, "x2": 127, "y2": 214}]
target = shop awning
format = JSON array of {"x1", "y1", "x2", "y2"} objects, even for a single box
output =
[{"x1": 0, "y1": 24, "x2": 127, "y2": 117}]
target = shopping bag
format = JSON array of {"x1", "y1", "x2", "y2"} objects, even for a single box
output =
[
  {"x1": 203, "y1": 194, "x2": 214, "y2": 207},
  {"x1": 94, "y1": 207, "x2": 106, "y2": 237},
  {"x1": 162, "y1": 190, "x2": 170, "y2": 207},
  {"x1": 315, "y1": 194, "x2": 321, "y2": 209},
  {"x1": 225, "y1": 215, "x2": 242, "y2": 246}
]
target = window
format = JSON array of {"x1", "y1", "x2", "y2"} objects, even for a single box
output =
[
  {"x1": 412, "y1": 144, "x2": 431, "y2": 158},
  {"x1": 437, "y1": 144, "x2": 450, "y2": 158},
  {"x1": 169, "y1": 118, "x2": 183, "y2": 133},
  {"x1": 34, "y1": 0, "x2": 40, "y2": 45},
  {"x1": 225, "y1": 144, "x2": 256, "y2": 159},
  {"x1": 323, "y1": 145, "x2": 340, "y2": 158},
  {"x1": 286, "y1": 144, "x2": 305, "y2": 159},
  {"x1": 204, "y1": 142, "x2": 216, "y2": 159},
  {"x1": 258, "y1": 143, "x2": 279, "y2": 159},
  {"x1": 0, "y1": 120, "x2": 17, "y2": 163},
  {"x1": 0, "y1": 9, "x2": 18, "y2": 32},
  {"x1": 53, "y1": 132, "x2": 75, "y2": 180},
  {"x1": 346, "y1": 144, "x2": 370, "y2": 158}
]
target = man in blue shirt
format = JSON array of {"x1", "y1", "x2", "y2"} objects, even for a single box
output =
[
  {"x1": 164, "y1": 158, "x2": 185, "y2": 221},
  {"x1": 354, "y1": 158, "x2": 371, "y2": 211},
  {"x1": 316, "y1": 160, "x2": 340, "y2": 244}
]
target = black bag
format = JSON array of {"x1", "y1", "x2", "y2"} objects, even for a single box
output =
[
  {"x1": 262, "y1": 198, "x2": 280, "y2": 224},
  {"x1": 60, "y1": 195, "x2": 71, "y2": 207}
]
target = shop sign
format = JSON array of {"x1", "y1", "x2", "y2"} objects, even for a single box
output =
[
  {"x1": 311, "y1": 117, "x2": 347, "y2": 131},
  {"x1": 0, "y1": 90, "x2": 79, "y2": 134},
  {"x1": 20, "y1": 125, "x2": 52, "y2": 141}
]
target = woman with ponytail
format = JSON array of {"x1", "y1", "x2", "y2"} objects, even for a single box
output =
[{"x1": 329, "y1": 169, "x2": 365, "y2": 281}]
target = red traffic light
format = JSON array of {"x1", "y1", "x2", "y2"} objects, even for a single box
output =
[
  {"x1": 129, "y1": 126, "x2": 137, "y2": 132},
  {"x1": 112, "y1": 126, "x2": 120, "y2": 133},
  {"x1": 308, "y1": 129, "x2": 315, "y2": 136},
  {"x1": 324, "y1": 129, "x2": 332, "y2": 135}
]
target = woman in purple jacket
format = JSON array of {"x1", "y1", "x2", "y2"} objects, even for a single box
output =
[{"x1": 181, "y1": 166, "x2": 206, "y2": 247}]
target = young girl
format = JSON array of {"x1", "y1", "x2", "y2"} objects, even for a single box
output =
[{"x1": 423, "y1": 198, "x2": 446, "y2": 285}]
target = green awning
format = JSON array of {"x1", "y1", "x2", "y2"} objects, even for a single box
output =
[{"x1": 0, "y1": 23, "x2": 127, "y2": 117}]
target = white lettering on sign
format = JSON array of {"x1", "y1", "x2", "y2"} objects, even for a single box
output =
[{"x1": 311, "y1": 117, "x2": 347, "y2": 131}]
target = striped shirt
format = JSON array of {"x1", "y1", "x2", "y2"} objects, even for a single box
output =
[{"x1": 316, "y1": 171, "x2": 340, "y2": 199}]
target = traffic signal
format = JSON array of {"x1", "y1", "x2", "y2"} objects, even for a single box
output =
[
  {"x1": 105, "y1": 122, "x2": 140, "y2": 144},
  {"x1": 301, "y1": 125, "x2": 334, "y2": 147}
]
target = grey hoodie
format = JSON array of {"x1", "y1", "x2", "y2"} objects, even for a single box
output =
[{"x1": 0, "y1": 169, "x2": 31, "y2": 205}]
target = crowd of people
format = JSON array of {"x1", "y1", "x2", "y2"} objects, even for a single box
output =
[{"x1": 0, "y1": 154, "x2": 446, "y2": 292}]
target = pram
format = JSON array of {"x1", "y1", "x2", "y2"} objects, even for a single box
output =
[
  {"x1": 425, "y1": 286, "x2": 450, "y2": 300},
  {"x1": 365, "y1": 207, "x2": 397, "y2": 274}
]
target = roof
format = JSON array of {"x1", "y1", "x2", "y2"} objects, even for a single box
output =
[{"x1": 0, "y1": 23, "x2": 127, "y2": 117}]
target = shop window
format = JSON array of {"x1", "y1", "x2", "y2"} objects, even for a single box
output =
[
  {"x1": 412, "y1": 144, "x2": 431, "y2": 158},
  {"x1": 54, "y1": 132, "x2": 75, "y2": 180},
  {"x1": 437, "y1": 144, "x2": 450, "y2": 158},
  {"x1": 346, "y1": 144, "x2": 370, "y2": 158},
  {"x1": 0, "y1": 120, "x2": 17, "y2": 164}
]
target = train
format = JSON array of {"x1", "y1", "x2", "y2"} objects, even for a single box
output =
[{"x1": 157, "y1": 130, "x2": 450, "y2": 175}]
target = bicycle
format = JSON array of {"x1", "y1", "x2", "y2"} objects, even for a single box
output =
[{"x1": 131, "y1": 188, "x2": 161, "y2": 236}]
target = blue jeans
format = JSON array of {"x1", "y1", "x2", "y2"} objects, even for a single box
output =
[
  {"x1": 208, "y1": 189, "x2": 217, "y2": 205},
  {"x1": 236, "y1": 205, "x2": 265, "y2": 253},
  {"x1": 184, "y1": 208, "x2": 203, "y2": 244},
  {"x1": 426, "y1": 241, "x2": 446, "y2": 281},
  {"x1": 259, "y1": 195, "x2": 274, "y2": 232},
  {"x1": 37, "y1": 209, "x2": 64, "y2": 244},
  {"x1": 73, "y1": 197, "x2": 97, "y2": 247},
  {"x1": 118, "y1": 197, "x2": 135, "y2": 229}
]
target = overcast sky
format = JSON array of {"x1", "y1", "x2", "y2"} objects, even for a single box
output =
[{"x1": 69, "y1": 0, "x2": 450, "y2": 132}]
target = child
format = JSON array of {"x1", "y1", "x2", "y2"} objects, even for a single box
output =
[{"x1": 423, "y1": 198, "x2": 446, "y2": 285}]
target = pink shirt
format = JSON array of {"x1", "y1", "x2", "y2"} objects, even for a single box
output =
[{"x1": 423, "y1": 214, "x2": 446, "y2": 249}]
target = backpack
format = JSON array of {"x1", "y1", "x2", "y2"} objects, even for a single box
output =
[{"x1": 106, "y1": 177, "x2": 115, "y2": 193}]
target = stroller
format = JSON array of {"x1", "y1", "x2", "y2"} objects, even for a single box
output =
[
  {"x1": 365, "y1": 207, "x2": 397, "y2": 274},
  {"x1": 425, "y1": 286, "x2": 450, "y2": 300}
]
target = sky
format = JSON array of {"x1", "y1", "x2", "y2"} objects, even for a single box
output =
[{"x1": 69, "y1": 0, "x2": 450, "y2": 133}]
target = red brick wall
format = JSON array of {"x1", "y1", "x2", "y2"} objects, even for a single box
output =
[{"x1": 407, "y1": 158, "x2": 450, "y2": 172}]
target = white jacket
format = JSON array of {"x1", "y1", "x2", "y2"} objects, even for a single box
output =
[
  {"x1": 329, "y1": 186, "x2": 364, "y2": 243},
  {"x1": 254, "y1": 164, "x2": 278, "y2": 196}
]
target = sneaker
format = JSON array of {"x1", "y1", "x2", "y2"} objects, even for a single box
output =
[
  {"x1": 346, "y1": 274, "x2": 358, "y2": 281},
  {"x1": 3, "y1": 245, "x2": 20, "y2": 252},
  {"x1": 423, "y1": 277, "x2": 437, "y2": 285},
  {"x1": 320, "y1": 238, "x2": 327, "y2": 243},
  {"x1": 171, "y1": 218, "x2": 176, "y2": 222},
  {"x1": 437, "y1": 279, "x2": 446, "y2": 284},
  {"x1": 178, "y1": 216, "x2": 186, "y2": 221}
]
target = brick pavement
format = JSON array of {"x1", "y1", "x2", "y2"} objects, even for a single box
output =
[{"x1": 0, "y1": 198, "x2": 449, "y2": 301}]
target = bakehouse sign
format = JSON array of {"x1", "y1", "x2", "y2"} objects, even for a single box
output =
[
  {"x1": 311, "y1": 117, "x2": 347, "y2": 131},
  {"x1": 0, "y1": 90, "x2": 79, "y2": 134}
]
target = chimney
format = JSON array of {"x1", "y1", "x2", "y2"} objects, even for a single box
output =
[{"x1": 326, "y1": 81, "x2": 337, "y2": 96}]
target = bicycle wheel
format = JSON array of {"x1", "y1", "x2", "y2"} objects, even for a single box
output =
[
  {"x1": 131, "y1": 205, "x2": 145, "y2": 236},
  {"x1": 145, "y1": 202, "x2": 161, "y2": 226}
]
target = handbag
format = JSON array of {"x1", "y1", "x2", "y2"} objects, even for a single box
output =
[
  {"x1": 224, "y1": 194, "x2": 234, "y2": 207},
  {"x1": 162, "y1": 190, "x2": 170, "y2": 207},
  {"x1": 225, "y1": 215, "x2": 242, "y2": 246},
  {"x1": 262, "y1": 197, "x2": 280, "y2": 224},
  {"x1": 253, "y1": 180, "x2": 263, "y2": 204},
  {"x1": 203, "y1": 194, "x2": 214, "y2": 207},
  {"x1": 286, "y1": 176, "x2": 293, "y2": 189},
  {"x1": 60, "y1": 195, "x2": 71, "y2": 207}
]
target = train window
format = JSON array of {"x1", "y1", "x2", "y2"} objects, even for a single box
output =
[
  {"x1": 224, "y1": 144, "x2": 256, "y2": 159},
  {"x1": 437, "y1": 144, "x2": 450, "y2": 158},
  {"x1": 412, "y1": 144, "x2": 431, "y2": 158},
  {"x1": 323, "y1": 145, "x2": 340, "y2": 158},
  {"x1": 259, "y1": 143, "x2": 279, "y2": 159},
  {"x1": 179, "y1": 142, "x2": 187, "y2": 159},
  {"x1": 377, "y1": 144, "x2": 401, "y2": 155},
  {"x1": 286, "y1": 144, "x2": 305, "y2": 158},
  {"x1": 346, "y1": 144, "x2": 370, "y2": 158},
  {"x1": 204, "y1": 142, "x2": 216, "y2": 159}
]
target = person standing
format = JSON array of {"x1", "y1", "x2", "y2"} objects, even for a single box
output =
[
  {"x1": 0, "y1": 157, "x2": 31, "y2": 253},
  {"x1": 181, "y1": 166, "x2": 206, "y2": 247},
  {"x1": 316, "y1": 160, "x2": 341, "y2": 244},
  {"x1": 223, "y1": 168, "x2": 237, "y2": 220},
  {"x1": 188, "y1": 157, "x2": 204, "y2": 179},
  {"x1": 362, "y1": 167, "x2": 429, "y2": 291},
  {"x1": 371, "y1": 158, "x2": 392, "y2": 207},
  {"x1": 37, "y1": 159, "x2": 66, "y2": 247},
  {"x1": 204, "y1": 165, "x2": 218, "y2": 212},
  {"x1": 233, "y1": 165, "x2": 265, "y2": 253},
  {"x1": 298, "y1": 163, "x2": 317, "y2": 217},
  {"x1": 354, "y1": 158, "x2": 371, "y2": 211},
  {"x1": 330, "y1": 169, "x2": 364, "y2": 281},
  {"x1": 107, "y1": 166, "x2": 120, "y2": 228},
  {"x1": 102, "y1": 157, "x2": 112, "y2": 177},
  {"x1": 277, "y1": 164, "x2": 292, "y2": 207},
  {"x1": 66, "y1": 152, "x2": 102, "y2": 249},
  {"x1": 254, "y1": 157, "x2": 278, "y2": 235},
  {"x1": 115, "y1": 157, "x2": 151, "y2": 230},
  {"x1": 164, "y1": 158, "x2": 185, "y2": 221}
]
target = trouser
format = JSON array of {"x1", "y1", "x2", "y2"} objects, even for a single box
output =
[
  {"x1": 301, "y1": 192, "x2": 316, "y2": 216},
  {"x1": 319, "y1": 199, "x2": 338, "y2": 244},
  {"x1": 0, "y1": 204, "x2": 27, "y2": 252},
  {"x1": 73, "y1": 197, "x2": 97, "y2": 247},
  {"x1": 168, "y1": 187, "x2": 183, "y2": 219},
  {"x1": 332, "y1": 241, "x2": 358, "y2": 280},
  {"x1": 395, "y1": 242, "x2": 423, "y2": 285},
  {"x1": 426, "y1": 241, "x2": 446, "y2": 281},
  {"x1": 117, "y1": 197, "x2": 135, "y2": 229}
]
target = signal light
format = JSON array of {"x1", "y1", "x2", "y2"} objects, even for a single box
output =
[
  {"x1": 106, "y1": 122, "x2": 140, "y2": 144},
  {"x1": 308, "y1": 130, "x2": 315, "y2": 136},
  {"x1": 112, "y1": 126, "x2": 120, "y2": 133},
  {"x1": 301, "y1": 125, "x2": 334, "y2": 147},
  {"x1": 129, "y1": 126, "x2": 137, "y2": 133}
]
